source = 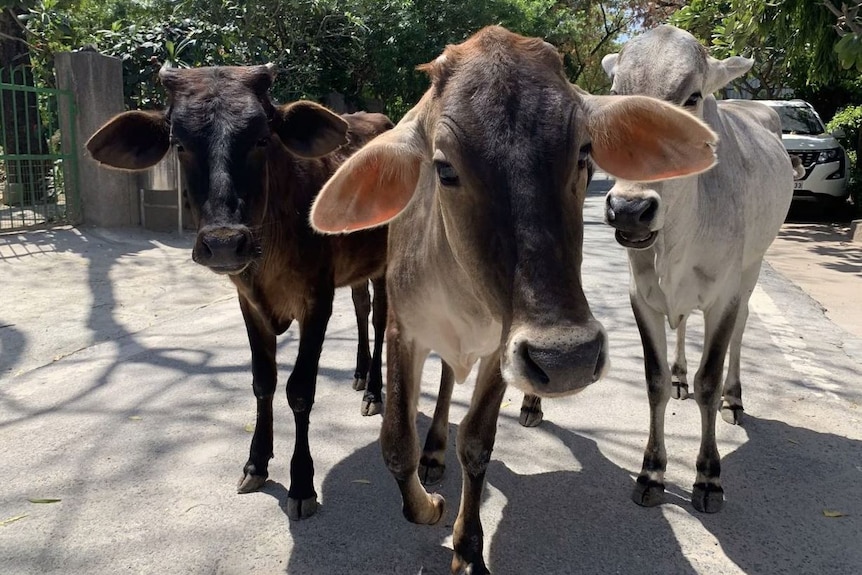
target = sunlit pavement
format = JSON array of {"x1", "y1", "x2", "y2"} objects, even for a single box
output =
[{"x1": 1, "y1": 180, "x2": 860, "y2": 575}]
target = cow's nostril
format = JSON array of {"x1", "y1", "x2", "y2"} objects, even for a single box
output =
[
  {"x1": 198, "y1": 237, "x2": 214, "y2": 261},
  {"x1": 639, "y1": 197, "x2": 658, "y2": 224},
  {"x1": 235, "y1": 232, "x2": 248, "y2": 255},
  {"x1": 518, "y1": 341, "x2": 551, "y2": 385}
]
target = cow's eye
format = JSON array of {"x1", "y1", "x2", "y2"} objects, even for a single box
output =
[
  {"x1": 578, "y1": 143, "x2": 591, "y2": 170},
  {"x1": 256, "y1": 136, "x2": 270, "y2": 148},
  {"x1": 684, "y1": 92, "x2": 702, "y2": 107},
  {"x1": 435, "y1": 161, "x2": 460, "y2": 187},
  {"x1": 609, "y1": 89, "x2": 618, "y2": 96}
]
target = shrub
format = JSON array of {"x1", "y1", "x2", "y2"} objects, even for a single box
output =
[{"x1": 826, "y1": 105, "x2": 862, "y2": 216}]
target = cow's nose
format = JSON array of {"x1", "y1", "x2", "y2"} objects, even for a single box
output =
[
  {"x1": 193, "y1": 226, "x2": 255, "y2": 273},
  {"x1": 506, "y1": 320, "x2": 608, "y2": 396},
  {"x1": 605, "y1": 194, "x2": 659, "y2": 231}
]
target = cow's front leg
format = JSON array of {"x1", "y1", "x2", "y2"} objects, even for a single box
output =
[
  {"x1": 380, "y1": 311, "x2": 442, "y2": 525},
  {"x1": 361, "y1": 276, "x2": 387, "y2": 416},
  {"x1": 284, "y1": 287, "x2": 335, "y2": 520},
  {"x1": 451, "y1": 352, "x2": 505, "y2": 575},
  {"x1": 692, "y1": 298, "x2": 738, "y2": 513},
  {"x1": 351, "y1": 282, "x2": 371, "y2": 391},
  {"x1": 420, "y1": 360, "x2": 454, "y2": 485},
  {"x1": 630, "y1": 290, "x2": 671, "y2": 507},
  {"x1": 671, "y1": 317, "x2": 689, "y2": 400},
  {"x1": 518, "y1": 393, "x2": 543, "y2": 427},
  {"x1": 237, "y1": 295, "x2": 281, "y2": 494}
]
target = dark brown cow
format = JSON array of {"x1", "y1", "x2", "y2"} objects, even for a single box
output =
[
  {"x1": 86, "y1": 65, "x2": 392, "y2": 520},
  {"x1": 312, "y1": 27, "x2": 718, "y2": 573}
]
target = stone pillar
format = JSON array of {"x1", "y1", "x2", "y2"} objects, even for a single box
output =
[{"x1": 55, "y1": 51, "x2": 139, "y2": 227}]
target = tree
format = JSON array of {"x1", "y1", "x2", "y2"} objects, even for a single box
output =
[{"x1": 0, "y1": 2, "x2": 51, "y2": 204}]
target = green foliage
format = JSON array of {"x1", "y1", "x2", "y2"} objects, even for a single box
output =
[
  {"x1": 826, "y1": 105, "x2": 862, "y2": 213},
  {"x1": 7, "y1": 0, "x2": 663, "y2": 118},
  {"x1": 835, "y1": 32, "x2": 862, "y2": 71},
  {"x1": 672, "y1": 0, "x2": 846, "y2": 97}
]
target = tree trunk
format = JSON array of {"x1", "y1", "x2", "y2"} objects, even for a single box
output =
[{"x1": 0, "y1": 8, "x2": 50, "y2": 205}]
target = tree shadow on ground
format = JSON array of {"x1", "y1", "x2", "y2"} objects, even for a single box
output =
[
  {"x1": 283, "y1": 415, "x2": 696, "y2": 575},
  {"x1": 695, "y1": 415, "x2": 862, "y2": 575}
]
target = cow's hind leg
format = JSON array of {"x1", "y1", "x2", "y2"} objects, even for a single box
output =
[
  {"x1": 283, "y1": 287, "x2": 335, "y2": 520},
  {"x1": 691, "y1": 298, "x2": 739, "y2": 513},
  {"x1": 380, "y1": 312, "x2": 443, "y2": 525},
  {"x1": 630, "y1": 291, "x2": 671, "y2": 508},
  {"x1": 237, "y1": 295, "x2": 281, "y2": 494},
  {"x1": 721, "y1": 264, "x2": 760, "y2": 425},
  {"x1": 671, "y1": 317, "x2": 690, "y2": 400},
  {"x1": 420, "y1": 360, "x2": 454, "y2": 485},
  {"x1": 519, "y1": 393, "x2": 543, "y2": 427},
  {"x1": 451, "y1": 352, "x2": 505, "y2": 575},
  {"x1": 351, "y1": 282, "x2": 371, "y2": 391},
  {"x1": 361, "y1": 276, "x2": 386, "y2": 416}
]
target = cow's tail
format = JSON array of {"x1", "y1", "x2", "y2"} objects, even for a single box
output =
[{"x1": 789, "y1": 154, "x2": 805, "y2": 180}]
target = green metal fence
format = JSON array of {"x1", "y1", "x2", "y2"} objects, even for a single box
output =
[{"x1": 0, "y1": 67, "x2": 80, "y2": 230}]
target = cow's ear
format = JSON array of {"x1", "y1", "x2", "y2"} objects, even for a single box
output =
[
  {"x1": 583, "y1": 94, "x2": 718, "y2": 182},
  {"x1": 311, "y1": 119, "x2": 424, "y2": 234},
  {"x1": 86, "y1": 110, "x2": 169, "y2": 170},
  {"x1": 601, "y1": 53, "x2": 618, "y2": 79},
  {"x1": 703, "y1": 55, "x2": 753, "y2": 94},
  {"x1": 273, "y1": 101, "x2": 349, "y2": 159}
]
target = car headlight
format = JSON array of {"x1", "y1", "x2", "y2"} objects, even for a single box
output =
[{"x1": 816, "y1": 148, "x2": 842, "y2": 163}]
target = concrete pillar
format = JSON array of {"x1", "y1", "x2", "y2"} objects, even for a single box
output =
[{"x1": 55, "y1": 51, "x2": 139, "y2": 227}]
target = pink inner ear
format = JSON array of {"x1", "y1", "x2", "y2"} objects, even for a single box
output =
[
  {"x1": 588, "y1": 97, "x2": 717, "y2": 182},
  {"x1": 313, "y1": 151, "x2": 419, "y2": 233}
]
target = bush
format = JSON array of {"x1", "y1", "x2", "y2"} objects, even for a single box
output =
[{"x1": 826, "y1": 105, "x2": 862, "y2": 216}]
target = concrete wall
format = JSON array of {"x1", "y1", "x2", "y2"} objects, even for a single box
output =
[{"x1": 55, "y1": 51, "x2": 139, "y2": 227}]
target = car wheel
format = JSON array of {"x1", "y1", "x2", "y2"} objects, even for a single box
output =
[{"x1": 822, "y1": 195, "x2": 851, "y2": 219}]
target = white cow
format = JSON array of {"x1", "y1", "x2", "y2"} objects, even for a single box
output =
[{"x1": 601, "y1": 25, "x2": 795, "y2": 513}]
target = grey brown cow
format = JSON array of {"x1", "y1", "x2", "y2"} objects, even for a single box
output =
[
  {"x1": 86, "y1": 65, "x2": 392, "y2": 520},
  {"x1": 312, "y1": 26, "x2": 718, "y2": 574},
  {"x1": 602, "y1": 25, "x2": 796, "y2": 513}
]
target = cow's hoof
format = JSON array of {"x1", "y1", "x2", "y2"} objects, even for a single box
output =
[
  {"x1": 451, "y1": 554, "x2": 490, "y2": 575},
  {"x1": 286, "y1": 495, "x2": 319, "y2": 521},
  {"x1": 353, "y1": 377, "x2": 367, "y2": 391},
  {"x1": 403, "y1": 493, "x2": 445, "y2": 525},
  {"x1": 237, "y1": 473, "x2": 267, "y2": 494},
  {"x1": 672, "y1": 381, "x2": 689, "y2": 400},
  {"x1": 419, "y1": 458, "x2": 446, "y2": 486},
  {"x1": 361, "y1": 399, "x2": 382, "y2": 416},
  {"x1": 519, "y1": 407, "x2": 543, "y2": 427},
  {"x1": 632, "y1": 477, "x2": 665, "y2": 507},
  {"x1": 692, "y1": 483, "x2": 724, "y2": 513},
  {"x1": 721, "y1": 405, "x2": 743, "y2": 425}
]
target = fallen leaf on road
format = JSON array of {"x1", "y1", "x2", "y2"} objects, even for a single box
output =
[
  {"x1": 0, "y1": 514, "x2": 28, "y2": 526},
  {"x1": 244, "y1": 423, "x2": 255, "y2": 433},
  {"x1": 27, "y1": 498, "x2": 61, "y2": 504},
  {"x1": 787, "y1": 439, "x2": 800, "y2": 445},
  {"x1": 352, "y1": 479, "x2": 372, "y2": 485},
  {"x1": 128, "y1": 416, "x2": 142, "y2": 421},
  {"x1": 184, "y1": 504, "x2": 208, "y2": 513},
  {"x1": 823, "y1": 510, "x2": 846, "y2": 518},
  {"x1": 501, "y1": 401, "x2": 511, "y2": 408}
]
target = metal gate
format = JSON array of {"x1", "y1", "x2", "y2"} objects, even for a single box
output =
[{"x1": 0, "y1": 67, "x2": 80, "y2": 231}]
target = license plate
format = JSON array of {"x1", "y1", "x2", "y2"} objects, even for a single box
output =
[{"x1": 793, "y1": 181, "x2": 803, "y2": 189}]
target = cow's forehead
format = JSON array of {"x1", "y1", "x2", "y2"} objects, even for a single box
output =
[
  {"x1": 165, "y1": 67, "x2": 270, "y2": 136},
  {"x1": 423, "y1": 27, "x2": 579, "y2": 156},
  {"x1": 614, "y1": 26, "x2": 708, "y2": 100}
]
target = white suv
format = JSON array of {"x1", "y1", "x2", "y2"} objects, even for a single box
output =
[{"x1": 757, "y1": 99, "x2": 848, "y2": 208}]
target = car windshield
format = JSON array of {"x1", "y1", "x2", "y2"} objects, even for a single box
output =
[{"x1": 775, "y1": 105, "x2": 825, "y2": 135}]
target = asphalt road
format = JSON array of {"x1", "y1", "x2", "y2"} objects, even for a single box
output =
[{"x1": 1, "y1": 177, "x2": 861, "y2": 575}]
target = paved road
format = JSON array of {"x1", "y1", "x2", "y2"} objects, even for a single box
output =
[{"x1": 1, "y1": 179, "x2": 861, "y2": 575}]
